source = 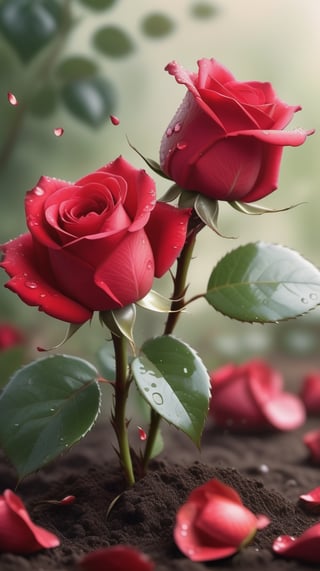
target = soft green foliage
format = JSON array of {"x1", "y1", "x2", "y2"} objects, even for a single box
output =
[
  {"x1": 61, "y1": 76, "x2": 116, "y2": 126},
  {"x1": 206, "y1": 242, "x2": 320, "y2": 322},
  {"x1": 140, "y1": 13, "x2": 175, "y2": 39},
  {"x1": 77, "y1": 0, "x2": 117, "y2": 10},
  {"x1": 93, "y1": 25, "x2": 135, "y2": 58},
  {"x1": 131, "y1": 336, "x2": 211, "y2": 447},
  {"x1": 0, "y1": 0, "x2": 64, "y2": 63},
  {"x1": 0, "y1": 355, "x2": 101, "y2": 478}
]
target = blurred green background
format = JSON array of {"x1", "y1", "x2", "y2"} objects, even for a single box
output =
[{"x1": 1, "y1": 0, "x2": 320, "y2": 373}]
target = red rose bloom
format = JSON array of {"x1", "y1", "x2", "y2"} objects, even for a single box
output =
[
  {"x1": 160, "y1": 58, "x2": 313, "y2": 202},
  {"x1": 0, "y1": 157, "x2": 190, "y2": 324}
]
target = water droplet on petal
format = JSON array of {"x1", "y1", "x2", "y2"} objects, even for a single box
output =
[
  {"x1": 310, "y1": 293, "x2": 318, "y2": 300},
  {"x1": 33, "y1": 187, "x2": 45, "y2": 197},
  {"x1": 152, "y1": 392, "x2": 163, "y2": 405},
  {"x1": 138, "y1": 426, "x2": 147, "y2": 441},
  {"x1": 25, "y1": 281, "x2": 38, "y2": 289},
  {"x1": 53, "y1": 127, "x2": 64, "y2": 137},
  {"x1": 8, "y1": 92, "x2": 18, "y2": 106},
  {"x1": 166, "y1": 127, "x2": 173, "y2": 137},
  {"x1": 110, "y1": 115, "x2": 120, "y2": 126},
  {"x1": 174, "y1": 122, "x2": 182, "y2": 132},
  {"x1": 177, "y1": 141, "x2": 187, "y2": 150},
  {"x1": 301, "y1": 297, "x2": 308, "y2": 304},
  {"x1": 147, "y1": 260, "x2": 153, "y2": 270}
]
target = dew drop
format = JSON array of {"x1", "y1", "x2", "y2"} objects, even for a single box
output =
[
  {"x1": 259, "y1": 463, "x2": 269, "y2": 474},
  {"x1": 166, "y1": 127, "x2": 173, "y2": 137},
  {"x1": 13, "y1": 423, "x2": 20, "y2": 428},
  {"x1": 151, "y1": 382, "x2": 157, "y2": 388},
  {"x1": 144, "y1": 387, "x2": 150, "y2": 392},
  {"x1": 33, "y1": 187, "x2": 45, "y2": 196},
  {"x1": 138, "y1": 426, "x2": 147, "y2": 441},
  {"x1": 49, "y1": 408, "x2": 56, "y2": 413},
  {"x1": 110, "y1": 115, "x2": 120, "y2": 126},
  {"x1": 177, "y1": 141, "x2": 187, "y2": 150},
  {"x1": 301, "y1": 297, "x2": 308, "y2": 304},
  {"x1": 174, "y1": 122, "x2": 182, "y2": 133},
  {"x1": 25, "y1": 281, "x2": 38, "y2": 289},
  {"x1": 59, "y1": 437, "x2": 64, "y2": 442},
  {"x1": 8, "y1": 92, "x2": 18, "y2": 106},
  {"x1": 53, "y1": 127, "x2": 64, "y2": 137},
  {"x1": 40, "y1": 293, "x2": 46, "y2": 298},
  {"x1": 152, "y1": 392, "x2": 163, "y2": 405},
  {"x1": 309, "y1": 293, "x2": 318, "y2": 301},
  {"x1": 147, "y1": 260, "x2": 153, "y2": 270},
  {"x1": 183, "y1": 367, "x2": 188, "y2": 374}
]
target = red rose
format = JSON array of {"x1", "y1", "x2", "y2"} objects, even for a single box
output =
[
  {"x1": 0, "y1": 489, "x2": 60, "y2": 553},
  {"x1": 160, "y1": 58, "x2": 313, "y2": 202},
  {"x1": 0, "y1": 157, "x2": 190, "y2": 324},
  {"x1": 209, "y1": 360, "x2": 305, "y2": 431},
  {"x1": 174, "y1": 478, "x2": 269, "y2": 561}
]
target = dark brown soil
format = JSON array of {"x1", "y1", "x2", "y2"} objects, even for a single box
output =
[{"x1": 1, "y1": 358, "x2": 320, "y2": 570}]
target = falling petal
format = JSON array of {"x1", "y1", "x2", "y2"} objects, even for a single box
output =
[
  {"x1": 110, "y1": 115, "x2": 120, "y2": 126},
  {"x1": 7, "y1": 92, "x2": 18, "y2": 106},
  {"x1": 53, "y1": 127, "x2": 64, "y2": 137},
  {"x1": 138, "y1": 426, "x2": 147, "y2": 441}
]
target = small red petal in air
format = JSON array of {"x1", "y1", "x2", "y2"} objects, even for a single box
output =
[
  {"x1": 8, "y1": 92, "x2": 18, "y2": 106},
  {"x1": 110, "y1": 115, "x2": 120, "y2": 125},
  {"x1": 53, "y1": 127, "x2": 64, "y2": 137},
  {"x1": 138, "y1": 426, "x2": 147, "y2": 441}
]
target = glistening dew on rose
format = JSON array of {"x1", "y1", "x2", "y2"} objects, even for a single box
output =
[{"x1": 0, "y1": 57, "x2": 318, "y2": 563}]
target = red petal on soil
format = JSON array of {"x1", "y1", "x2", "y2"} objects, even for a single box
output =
[
  {"x1": 273, "y1": 523, "x2": 320, "y2": 563},
  {"x1": 262, "y1": 392, "x2": 306, "y2": 431},
  {"x1": 79, "y1": 545, "x2": 155, "y2": 571},
  {"x1": 303, "y1": 428, "x2": 320, "y2": 463},
  {"x1": 299, "y1": 487, "x2": 320, "y2": 512}
]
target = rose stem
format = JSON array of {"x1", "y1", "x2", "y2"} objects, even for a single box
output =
[
  {"x1": 142, "y1": 212, "x2": 204, "y2": 472},
  {"x1": 111, "y1": 332, "x2": 135, "y2": 486}
]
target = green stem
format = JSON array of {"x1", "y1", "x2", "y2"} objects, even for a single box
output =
[
  {"x1": 111, "y1": 332, "x2": 135, "y2": 486},
  {"x1": 142, "y1": 215, "x2": 203, "y2": 472}
]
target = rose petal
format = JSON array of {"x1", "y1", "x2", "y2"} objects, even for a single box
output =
[
  {"x1": 300, "y1": 372, "x2": 320, "y2": 414},
  {"x1": 300, "y1": 487, "x2": 320, "y2": 513},
  {"x1": 303, "y1": 428, "x2": 320, "y2": 463},
  {"x1": 227, "y1": 127, "x2": 314, "y2": 147},
  {"x1": 262, "y1": 392, "x2": 306, "y2": 431},
  {"x1": 79, "y1": 545, "x2": 155, "y2": 571},
  {"x1": 0, "y1": 234, "x2": 92, "y2": 324},
  {"x1": 145, "y1": 202, "x2": 191, "y2": 277},
  {"x1": 273, "y1": 523, "x2": 320, "y2": 563},
  {"x1": 0, "y1": 490, "x2": 60, "y2": 554}
]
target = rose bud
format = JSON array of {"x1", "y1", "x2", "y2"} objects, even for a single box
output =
[
  {"x1": 273, "y1": 523, "x2": 320, "y2": 564},
  {"x1": 0, "y1": 157, "x2": 190, "y2": 324},
  {"x1": 303, "y1": 428, "x2": 320, "y2": 463},
  {"x1": 160, "y1": 58, "x2": 313, "y2": 203},
  {"x1": 0, "y1": 489, "x2": 60, "y2": 553},
  {"x1": 300, "y1": 372, "x2": 320, "y2": 414},
  {"x1": 79, "y1": 545, "x2": 155, "y2": 571},
  {"x1": 174, "y1": 478, "x2": 269, "y2": 561},
  {"x1": 0, "y1": 323, "x2": 24, "y2": 351},
  {"x1": 209, "y1": 360, "x2": 305, "y2": 431}
]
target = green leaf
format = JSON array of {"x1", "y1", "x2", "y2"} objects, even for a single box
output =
[
  {"x1": 0, "y1": 355, "x2": 101, "y2": 478},
  {"x1": 190, "y1": 2, "x2": 219, "y2": 19},
  {"x1": 96, "y1": 343, "x2": 116, "y2": 382},
  {"x1": 178, "y1": 190, "x2": 197, "y2": 208},
  {"x1": 77, "y1": 0, "x2": 117, "y2": 10},
  {"x1": 56, "y1": 56, "x2": 97, "y2": 81},
  {"x1": 131, "y1": 336, "x2": 210, "y2": 447},
  {"x1": 100, "y1": 305, "x2": 136, "y2": 348},
  {"x1": 140, "y1": 13, "x2": 175, "y2": 39},
  {"x1": 206, "y1": 242, "x2": 320, "y2": 323},
  {"x1": 126, "y1": 139, "x2": 171, "y2": 180},
  {"x1": 0, "y1": 0, "x2": 64, "y2": 63},
  {"x1": 61, "y1": 76, "x2": 116, "y2": 127},
  {"x1": 0, "y1": 346, "x2": 24, "y2": 390},
  {"x1": 93, "y1": 25, "x2": 135, "y2": 58},
  {"x1": 159, "y1": 184, "x2": 183, "y2": 203}
]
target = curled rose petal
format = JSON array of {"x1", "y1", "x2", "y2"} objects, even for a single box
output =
[
  {"x1": 273, "y1": 523, "x2": 320, "y2": 564},
  {"x1": 0, "y1": 489, "x2": 60, "y2": 554},
  {"x1": 303, "y1": 428, "x2": 320, "y2": 463},
  {"x1": 79, "y1": 545, "x2": 155, "y2": 571},
  {"x1": 174, "y1": 478, "x2": 269, "y2": 562},
  {"x1": 299, "y1": 486, "x2": 320, "y2": 513},
  {"x1": 209, "y1": 360, "x2": 305, "y2": 432}
]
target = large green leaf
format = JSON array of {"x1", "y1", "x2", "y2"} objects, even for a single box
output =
[
  {"x1": 61, "y1": 76, "x2": 116, "y2": 127},
  {"x1": 0, "y1": 0, "x2": 64, "y2": 63},
  {"x1": 0, "y1": 355, "x2": 101, "y2": 478},
  {"x1": 206, "y1": 242, "x2": 320, "y2": 323},
  {"x1": 131, "y1": 335, "x2": 210, "y2": 447}
]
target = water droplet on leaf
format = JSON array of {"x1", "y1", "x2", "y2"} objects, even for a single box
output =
[{"x1": 152, "y1": 392, "x2": 163, "y2": 405}]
